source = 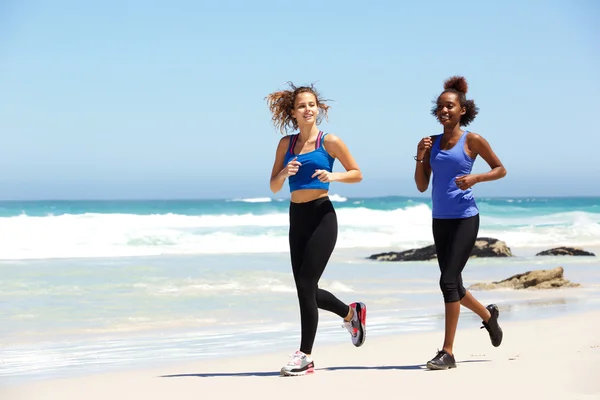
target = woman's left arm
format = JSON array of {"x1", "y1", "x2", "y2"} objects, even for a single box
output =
[
  {"x1": 313, "y1": 134, "x2": 363, "y2": 183},
  {"x1": 455, "y1": 133, "x2": 507, "y2": 190}
]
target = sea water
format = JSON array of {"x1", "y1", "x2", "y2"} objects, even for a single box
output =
[{"x1": 1, "y1": 196, "x2": 599, "y2": 384}]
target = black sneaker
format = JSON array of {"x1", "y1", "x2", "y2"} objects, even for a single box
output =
[
  {"x1": 426, "y1": 349, "x2": 456, "y2": 370},
  {"x1": 481, "y1": 304, "x2": 503, "y2": 347}
]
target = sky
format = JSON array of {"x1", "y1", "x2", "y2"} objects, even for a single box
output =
[{"x1": 1, "y1": 0, "x2": 599, "y2": 200}]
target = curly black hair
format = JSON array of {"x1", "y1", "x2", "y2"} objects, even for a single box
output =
[{"x1": 431, "y1": 76, "x2": 479, "y2": 126}]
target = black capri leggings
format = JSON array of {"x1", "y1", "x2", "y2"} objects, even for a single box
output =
[
  {"x1": 432, "y1": 214, "x2": 480, "y2": 303},
  {"x1": 289, "y1": 197, "x2": 349, "y2": 355}
]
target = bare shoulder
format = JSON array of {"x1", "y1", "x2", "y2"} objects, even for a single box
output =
[
  {"x1": 322, "y1": 133, "x2": 346, "y2": 158},
  {"x1": 466, "y1": 131, "x2": 484, "y2": 142},
  {"x1": 277, "y1": 135, "x2": 292, "y2": 148},
  {"x1": 466, "y1": 132, "x2": 492, "y2": 156},
  {"x1": 323, "y1": 133, "x2": 341, "y2": 143},
  {"x1": 323, "y1": 133, "x2": 345, "y2": 149}
]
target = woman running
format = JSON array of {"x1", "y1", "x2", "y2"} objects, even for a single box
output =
[
  {"x1": 267, "y1": 82, "x2": 367, "y2": 376},
  {"x1": 414, "y1": 76, "x2": 506, "y2": 370}
]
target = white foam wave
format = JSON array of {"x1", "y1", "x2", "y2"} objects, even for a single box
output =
[
  {"x1": 326, "y1": 281, "x2": 354, "y2": 293},
  {"x1": 329, "y1": 194, "x2": 347, "y2": 202},
  {"x1": 481, "y1": 211, "x2": 600, "y2": 248},
  {"x1": 230, "y1": 197, "x2": 272, "y2": 203},
  {"x1": 485, "y1": 210, "x2": 600, "y2": 227},
  {"x1": 151, "y1": 279, "x2": 296, "y2": 296},
  {"x1": 0, "y1": 206, "x2": 598, "y2": 260},
  {"x1": 229, "y1": 194, "x2": 346, "y2": 203}
]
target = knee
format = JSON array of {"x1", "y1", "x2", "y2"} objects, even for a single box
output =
[
  {"x1": 296, "y1": 278, "x2": 316, "y2": 301},
  {"x1": 458, "y1": 286, "x2": 466, "y2": 300},
  {"x1": 439, "y1": 275, "x2": 461, "y2": 303}
]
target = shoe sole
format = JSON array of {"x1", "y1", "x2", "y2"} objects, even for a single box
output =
[
  {"x1": 280, "y1": 365, "x2": 315, "y2": 377},
  {"x1": 426, "y1": 362, "x2": 457, "y2": 370},
  {"x1": 487, "y1": 304, "x2": 503, "y2": 347},
  {"x1": 492, "y1": 326, "x2": 503, "y2": 347},
  {"x1": 355, "y1": 302, "x2": 367, "y2": 347}
]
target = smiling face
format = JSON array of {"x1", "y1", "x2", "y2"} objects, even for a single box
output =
[
  {"x1": 436, "y1": 92, "x2": 466, "y2": 126},
  {"x1": 291, "y1": 92, "x2": 319, "y2": 128}
]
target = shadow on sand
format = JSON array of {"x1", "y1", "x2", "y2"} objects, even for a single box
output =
[{"x1": 159, "y1": 359, "x2": 490, "y2": 378}]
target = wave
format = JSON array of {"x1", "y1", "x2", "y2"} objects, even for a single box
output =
[
  {"x1": 0, "y1": 205, "x2": 598, "y2": 260},
  {"x1": 329, "y1": 194, "x2": 347, "y2": 202},
  {"x1": 228, "y1": 193, "x2": 347, "y2": 204},
  {"x1": 229, "y1": 197, "x2": 272, "y2": 203}
]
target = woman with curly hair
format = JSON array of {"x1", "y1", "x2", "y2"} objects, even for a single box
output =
[
  {"x1": 267, "y1": 82, "x2": 366, "y2": 377},
  {"x1": 414, "y1": 76, "x2": 507, "y2": 370}
]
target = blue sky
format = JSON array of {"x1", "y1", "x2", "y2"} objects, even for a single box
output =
[{"x1": 1, "y1": 0, "x2": 598, "y2": 200}]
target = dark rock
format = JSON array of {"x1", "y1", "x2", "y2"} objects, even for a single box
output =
[
  {"x1": 535, "y1": 247, "x2": 595, "y2": 257},
  {"x1": 367, "y1": 237, "x2": 512, "y2": 262},
  {"x1": 468, "y1": 266, "x2": 580, "y2": 290},
  {"x1": 368, "y1": 244, "x2": 437, "y2": 262}
]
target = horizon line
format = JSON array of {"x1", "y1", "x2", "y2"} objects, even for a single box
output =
[{"x1": 0, "y1": 194, "x2": 599, "y2": 202}]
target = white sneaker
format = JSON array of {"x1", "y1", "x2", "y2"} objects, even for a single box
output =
[
  {"x1": 280, "y1": 351, "x2": 315, "y2": 376},
  {"x1": 343, "y1": 302, "x2": 367, "y2": 347}
]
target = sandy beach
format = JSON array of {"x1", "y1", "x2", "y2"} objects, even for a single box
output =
[
  {"x1": 3, "y1": 309, "x2": 599, "y2": 400},
  {"x1": 3, "y1": 0, "x2": 599, "y2": 397}
]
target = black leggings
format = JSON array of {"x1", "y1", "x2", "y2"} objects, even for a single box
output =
[
  {"x1": 289, "y1": 197, "x2": 349, "y2": 354},
  {"x1": 432, "y1": 214, "x2": 480, "y2": 303}
]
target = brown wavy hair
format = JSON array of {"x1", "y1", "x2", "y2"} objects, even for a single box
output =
[
  {"x1": 265, "y1": 82, "x2": 331, "y2": 134},
  {"x1": 431, "y1": 76, "x2": 479, "y2": 126}
]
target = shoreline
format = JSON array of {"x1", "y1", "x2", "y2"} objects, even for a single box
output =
[
  {"x1": 1, "y1": 243, "x2": 598, "y2": 262},
  {"x1": 1, "y1": 250, "x2": 598, "y2": 388},
  {"x1": 2, "y1": 300, "x2": 598, "y2": 388},
  {"x1": 2, "y1": 309, "x2": 599, "y2": 400}
]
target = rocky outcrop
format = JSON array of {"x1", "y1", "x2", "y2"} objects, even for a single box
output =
[
  {"x1": 471, "y1": 237, "x2": 513, "y2": 258},
  {"x1": 367, "y1": 237, "x2": 512, "y2": 262},
  {"x1": 468, "y1": 267, "x2": 580, "y2": 290},
  {"x1": 535, "y1": 247, "x2": 595, "y2": 257},
  {"x1": 368, "y1": 244, "x2": 437, "y2": 262}
]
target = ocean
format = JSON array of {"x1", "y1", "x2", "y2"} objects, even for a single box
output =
[{"x1": 1, "y1": 195, "x2": 599, "y2": 385}]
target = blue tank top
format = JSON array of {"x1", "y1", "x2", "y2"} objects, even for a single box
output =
[
  {"x1": 430, "y1": 131, "x2": 479, "y2": 219},
  {"x1": 283, "y1": 131, "x2": 335, "y2": 193}
]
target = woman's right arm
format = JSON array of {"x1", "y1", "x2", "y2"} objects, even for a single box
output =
[
  {"x1": 270, "y1": 136, "x2": 297, "y2": 193},
  {"x1": 414, "y1": 136, "x2": 433, "y2": 193}
]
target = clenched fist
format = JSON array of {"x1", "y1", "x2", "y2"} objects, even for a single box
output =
[
  {"x1": 281, "y1": 157, "x2": 301, "y2": 178},
  {"x1": 416, "y1": 137, "x2": 432, "y2": 160}
]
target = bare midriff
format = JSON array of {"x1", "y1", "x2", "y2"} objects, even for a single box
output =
[{"x1": 290, "y1": 189, "x2": 329, "y2": 204}]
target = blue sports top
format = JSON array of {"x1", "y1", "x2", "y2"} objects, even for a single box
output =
[
  {"x1": 283, "y1": 131, "x2": 335, "y2": 193},
  {"x1": 429, "y1": 131, "x2": 479, "y2": 219}
]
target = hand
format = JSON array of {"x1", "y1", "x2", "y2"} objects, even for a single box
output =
[
  {"x1": 455, "y1": 174, "x2": 478, "y2": 190},
  {"x1": 416, "y1": 137, "x2": 432, "y2": 159},
  {"x1": 281, "y1": 157, "x2": 301, "y2": 177},
  {"x1": 312, "y1": 169, "x2": 334, "y2": 183}
]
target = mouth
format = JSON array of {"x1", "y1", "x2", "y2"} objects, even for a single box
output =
[
  {"x1": 303, "y1": 114, "x2": 313, "y2": 119},
  {"x1": 439, "y1": 114, "x2": 450, "y2": 122}
]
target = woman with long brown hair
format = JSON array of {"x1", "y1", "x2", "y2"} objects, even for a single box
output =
[{"x1": 267, "y1": 82, "x2": 367, "y2": 376}]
